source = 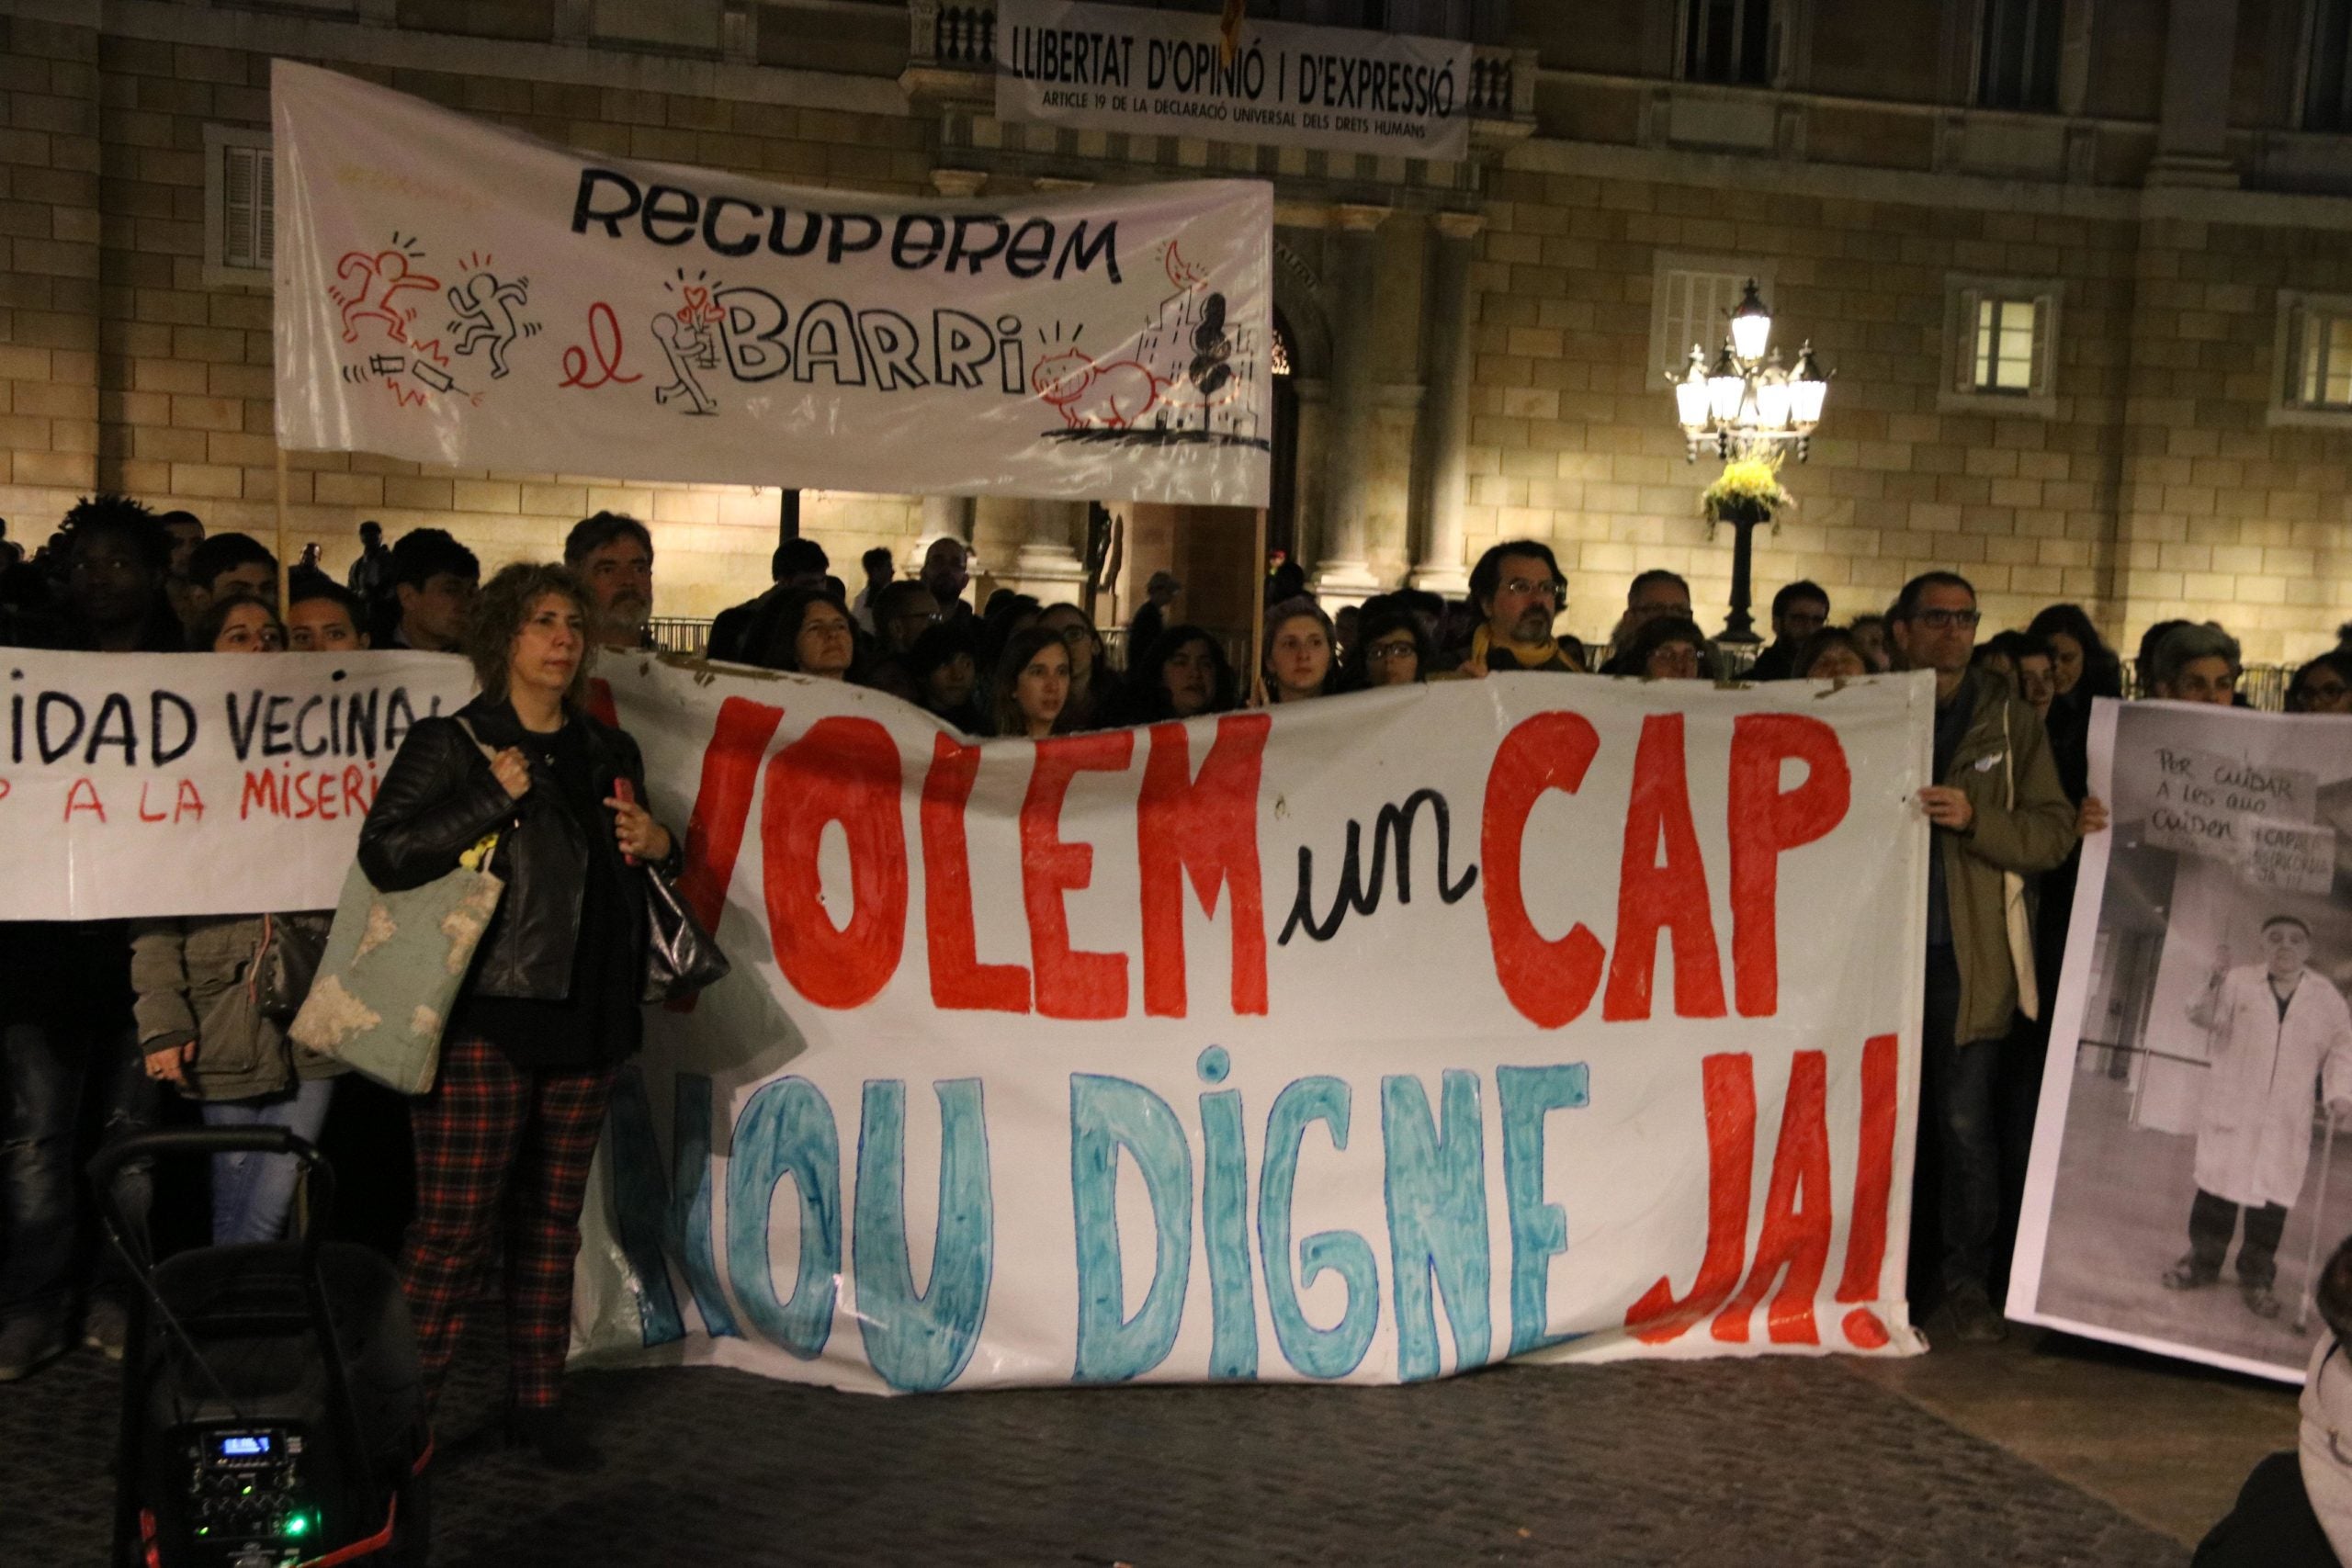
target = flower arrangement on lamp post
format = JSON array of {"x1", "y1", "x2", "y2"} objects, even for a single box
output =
[
  {"x1": 1698, "y1": 456, "x2": 1795, "y2": 645},
  {"x1": 1666, "y1": 280, "x2": 1831, "y2": 644}
]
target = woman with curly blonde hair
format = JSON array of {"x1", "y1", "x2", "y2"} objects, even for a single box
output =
[{"x1": 358, "y1": 562, "x2": 679, "y2": 1472}]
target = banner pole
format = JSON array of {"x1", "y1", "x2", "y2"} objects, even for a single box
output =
[
  {"x1": 2299, "y1": 1110, "x2": 2338, "y2": 1332},
  {"x1": 275, "y1": 446, "x2": 291, "y2": 609},
  {"x1": 1248, "y1": 505, "x2": 1268, "y2": 706}
]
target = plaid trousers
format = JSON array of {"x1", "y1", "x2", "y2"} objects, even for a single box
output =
[{"x1": 398, "y1": 1037, "x2": 616, "y2": 1411}]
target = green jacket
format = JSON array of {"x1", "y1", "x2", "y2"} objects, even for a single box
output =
[
  {"x1": 130, "y1": 915, "x2": 339, "y2": 1100},
  {"x1": 1936, "y1": 667, "x2": 2079, "y2": 1046}
]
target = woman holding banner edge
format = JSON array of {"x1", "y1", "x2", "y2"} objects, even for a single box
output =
[
  {"x1": 357, "y1": 562, "x2": 679, "y2": 1473},
  {"x1": 132, "y1": 593, "x2": 344, "y2": 1249}
]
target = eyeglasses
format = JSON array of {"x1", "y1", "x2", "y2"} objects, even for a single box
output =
[
  {"x1": 1911, "y1": 609, "x2": 1981, "y2": 630},
  {"x1": 1501, "y1": 577, "x2": 1560, "y2": 602},
  {"x1": 1366, "y1": 642, "x2": 1418, "y2": 662}
]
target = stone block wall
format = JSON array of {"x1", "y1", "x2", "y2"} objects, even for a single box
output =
[
  {"x1": 7, "y1": 6, "x2": 2352, "y2": 660},
  {"x1": 0, "y1": 14, "x2": 933, "y2": 617}
]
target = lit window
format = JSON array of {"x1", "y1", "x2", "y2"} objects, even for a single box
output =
[
  {"x1": 1944, "y1": 277, "x2": 2058, "y2": 413},
  {"x1": 2285, "y1": 296, "x2": 2352, "y2": 410},
  {"x1": 1973, "y1": 298, "x2": 2039, "y2": 394}
]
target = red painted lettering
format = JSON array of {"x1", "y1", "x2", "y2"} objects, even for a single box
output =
[
  {"x1": 922, "y1": 735, "x2": 1029, "y2": 1012},
  {"x1": 1624, "y1": 1053, "x2": 1756, "y2": 1344},
  {"x1": 678, "y1": 696, "x2": 785, "y2": 928},
  {"x1": 1603, "y1": 714, "x2": 1726, "y2": 1021},
  {"x1": 174, "y1": 779, "x2": 204, "y2": 822},
  {"x1": 1713, "y1": 1050, "x2": 1831, "y2": 1345},
  {"x1": 1481, "y1": 711, "x2": 1604, "y2": 1029},
  {"x1": 1836, "y1": 1033, "x2": 1899, "y2": 1349},
  {"x1": 240, "y1": 770, "x2": 280, "y2": 820},
  {"x1": 64, "y1": 777, "x2": 105, "y2": 823},
  {"x1": 761, "y1": 716, "x2": 906, "y2": 1009},
  {"x1": 1727, "y1": 714, "x2": 1851, "y2": 1018},
  {"x1": 1022, "y1": 730, "x2": 1135, "y2": 1021},
  {"x1": 138, "y1": 781, "x2": 166, "y2": 822},
  {"x1": 1137, "y1": 715, "x2": 1270, "y2": 1018}
]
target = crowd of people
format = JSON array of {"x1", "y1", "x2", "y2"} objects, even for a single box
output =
[{"x1": 6, "y1": 491, "x2": 2352, "y2": 1481}]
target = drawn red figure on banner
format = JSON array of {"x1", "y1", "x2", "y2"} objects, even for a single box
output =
[{"x1": 333, "y1": 246, "x2": 438, "y2": 344}]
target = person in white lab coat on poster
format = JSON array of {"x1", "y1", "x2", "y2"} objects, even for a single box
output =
[{"x1": 2164, "y1": 916, "x2": 2352, "y2": 1319}]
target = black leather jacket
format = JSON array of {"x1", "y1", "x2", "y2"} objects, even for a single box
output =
[{"x1": 356, "y1": 694, "x2": 680, "y2": 1002}]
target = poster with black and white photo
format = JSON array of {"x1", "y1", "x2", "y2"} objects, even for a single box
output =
[{"x1": 2011, "y1": 699, "x2": 2352, "y2": 1382}]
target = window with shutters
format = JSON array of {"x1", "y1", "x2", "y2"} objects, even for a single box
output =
[
  {"x1": 203, "y1": 125, "x2": 274, "y2": 290},
  {"x1": 1648, "y1": 258, "x2": 1774, "y2": 382},
  {"x1": 1941, "y1": 276, "x2": 2060, "y2": 415},
  {"x1": 1679, "y1": 0, "x2": 1776, "y2": 86},
  {"x1": 2271, "y1": 292, "x2": 2352, "y2": 426},
  {"x1": 2301, "y1": 0, "x2": 2352, "y2": 131},
  {"x1": 1975, "y1": 0, "x2": 2064, "y2": 111}
]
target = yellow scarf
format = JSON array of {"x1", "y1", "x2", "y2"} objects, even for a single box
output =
[{"x1": 1471, "y1": 624, "x2": 1577, "y2": 672}]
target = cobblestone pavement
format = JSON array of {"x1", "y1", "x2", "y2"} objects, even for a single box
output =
[{"x1": 0, "y1": 1319, "x2": 2190, "y2": 1568}]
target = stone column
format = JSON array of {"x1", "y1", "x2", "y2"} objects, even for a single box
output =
[
  {"x1": 1409, "y1": 211, "x2": 1483, "y2": 596},
  {"x1": 1002, "y1": 500, "x2": 1091, "y2": 604},
  {"x1": 1312, "y1": 205, "x2": 1389, "y2": 599},
  {"x1": 2150, "y1": 0, "x2": 2239, "y2": 186}
]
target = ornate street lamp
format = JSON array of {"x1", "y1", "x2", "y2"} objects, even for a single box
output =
[{"x1": 1665, "y1": 279, "x2": 1833, "y2": 644}]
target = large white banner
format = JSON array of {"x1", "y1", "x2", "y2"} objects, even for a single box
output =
[
  {"x1": 0, "y1": 652, "x2": 1934, "y2": 1391},
  {"x1": 2013, "y1": 699, "x2": 2352, "y2": 1383},
  {"x1": 568, "y1": 660, "x2": 1933, "y2": 1389},
  {"x1": 272, "y1": 62, "x2": 1273, "y2": 504},
  {"x1": 997, "y1": 0, "x2": 1474, "y2": 162}
]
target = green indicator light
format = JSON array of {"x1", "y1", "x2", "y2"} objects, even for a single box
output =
[
  {"x1": 287, "y1": 1514, "x2": 310, "y2": 1537},
  {"x1": 242, "y1": 1485, "x2": 253, "y2": 1495}
]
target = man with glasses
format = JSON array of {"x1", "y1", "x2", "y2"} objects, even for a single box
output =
[
  {"x1": 1462, "y1": 539, "x2": 1580, "y2": 674},
  {"x1": 1602, "y1": 570, "x2": 1691, "y2": 666},
  {"x1": 1890, "y1": 570, "x2": 2078, "y2": 1344}
]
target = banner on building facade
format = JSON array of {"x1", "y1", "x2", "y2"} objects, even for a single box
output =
[
  {"x1": 2012, "y1": 699, "x2": 2352, "y2": 1384},
  {"x1": 271, "y1": 62, "x2": 1273, "y2": 505},
  {"x1": 996, "y1": 0, "x2": 1474, "y2": 162},
  {"x1": 0, "y1": 650, "x2": 1934, "y2": 1391}
]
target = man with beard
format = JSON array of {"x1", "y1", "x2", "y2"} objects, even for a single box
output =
[
  {"x1": 564, "y1": 512, "x2": 655, "y2": 652},
  {"x1": 1460, "y1": 539, "x2": 1579, "y2": 673}
]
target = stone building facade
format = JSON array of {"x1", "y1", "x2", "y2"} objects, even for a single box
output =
[{"x1": 4, "y1": 0, "x2": 2350, "y2": 660}]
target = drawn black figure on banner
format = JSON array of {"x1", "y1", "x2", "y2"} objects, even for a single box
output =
[
  {"x1": 651, "y1": 312, "x2": 719, "y2": 415},
  {"x1": 446, "y1": 267, "x2": 539, "y2": 379},
  {"x1": 1036, "y1": 240, "x2": 1268, "y2": 452}
]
